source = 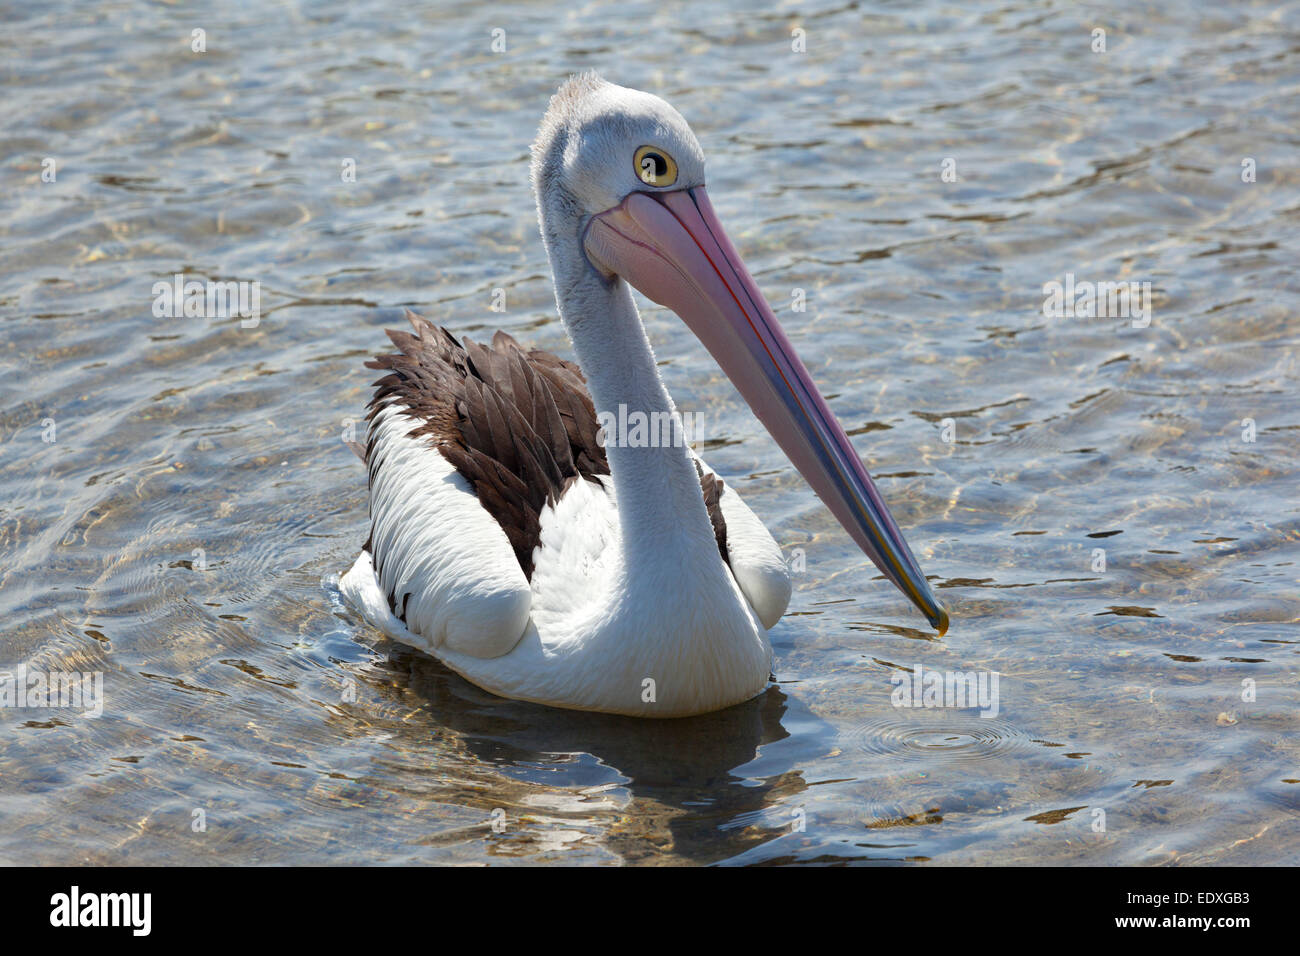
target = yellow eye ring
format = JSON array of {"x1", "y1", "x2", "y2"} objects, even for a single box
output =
[{"x1": 634, "y1": 145, "x2": 678, "y2": 187}]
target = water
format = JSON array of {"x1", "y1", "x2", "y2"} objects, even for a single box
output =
[{"x1": 1, "y1": 0, "x2": 1297, "y2": 864}]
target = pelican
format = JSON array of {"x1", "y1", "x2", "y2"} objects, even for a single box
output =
[{"x1": 340, "y1": 73, "x2": 947, "y2": 717}]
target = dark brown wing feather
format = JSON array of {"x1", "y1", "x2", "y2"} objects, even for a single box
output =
[
  {"x1": 362, "y1": 310, "x2": 728, "y2": 579},
  {"x1": 696, "y1": 463, "x2": 729, "y2": 564}
]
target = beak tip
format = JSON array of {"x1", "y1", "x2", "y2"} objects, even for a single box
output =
[{"x1": 930, "y1": 604, "x2": 950, "y2": 637}]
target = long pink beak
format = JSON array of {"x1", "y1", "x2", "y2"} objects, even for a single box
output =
[{"x1": 584, "y1": 186, "x2": 947, "y2": 634}]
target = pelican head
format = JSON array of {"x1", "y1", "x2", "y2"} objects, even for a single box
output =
[{"x1": 531, "y1": 73, "x2": 948, "y2": 635}]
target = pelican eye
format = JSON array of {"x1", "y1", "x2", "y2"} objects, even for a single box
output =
[{"x1": 634, "y1": 145, "x2": 678, "y2": 187}]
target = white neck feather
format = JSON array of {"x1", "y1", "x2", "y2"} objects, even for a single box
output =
[{"x1": 555, "y1": 267, "x2": 719, "y2": 568}]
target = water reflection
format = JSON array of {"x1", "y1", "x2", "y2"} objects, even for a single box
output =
[{"x1": 354, "y1": 637, "x2": 819, "y2": 863}]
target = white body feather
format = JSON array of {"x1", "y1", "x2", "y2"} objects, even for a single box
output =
[{"x1": 341, "y1": 403, "x2": 792, "y2": 717}]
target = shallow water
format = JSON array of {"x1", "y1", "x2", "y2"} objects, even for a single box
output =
[{"x1": 2, "y1": 0, "x2": 1298, "y2": 864}]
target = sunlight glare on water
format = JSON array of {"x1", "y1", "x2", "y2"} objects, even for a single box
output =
[{"x1": 0, "y1": 0, "x2": 1297, "y2": 864}]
